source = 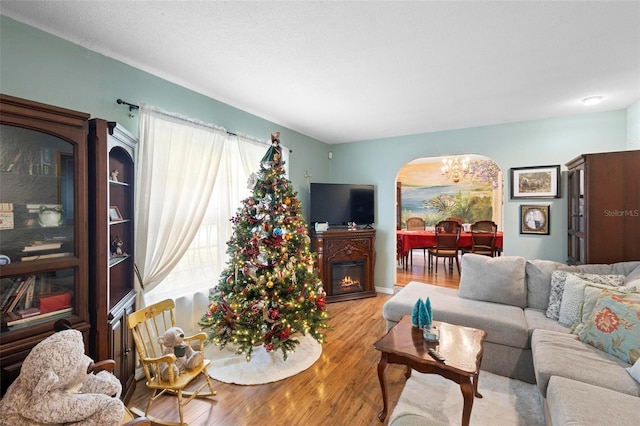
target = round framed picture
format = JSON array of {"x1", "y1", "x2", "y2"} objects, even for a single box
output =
[{"x1": 520, "y1": 205, "x2": 549, "y2": 235}]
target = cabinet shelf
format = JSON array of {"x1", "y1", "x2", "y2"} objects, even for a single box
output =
[
  {"x1": 108, "y1": 254, "x2": 130, "y2": 268},
  {"x1": 88, "y1": 118, "x2": 137, "y2": 402},
  {"x1": 0, "y1": 94, "x2": 90, "y2": 396}
]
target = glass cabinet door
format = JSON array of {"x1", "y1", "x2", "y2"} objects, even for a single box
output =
[{"x1": 0, "y1": 124, "x2": 78, "y2": 331}]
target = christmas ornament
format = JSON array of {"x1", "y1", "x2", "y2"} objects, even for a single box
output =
[{"x1": 199, "y1": 132, "x2": 328, "y2": 361}]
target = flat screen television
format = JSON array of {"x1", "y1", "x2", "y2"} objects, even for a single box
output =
[{"x1": 309, "y1": 183, "x2": 375, "y2": 227}]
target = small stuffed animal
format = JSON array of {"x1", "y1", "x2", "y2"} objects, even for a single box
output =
[
  {"x1": 111, "y1": 235, "x2": 127, "y2": 256},
  {"x1": 0, "y1": 329, "x2": 124, "y2": 426},
  {"x1": 157, "y1": 326, "x2": 204, "y2": 381}
]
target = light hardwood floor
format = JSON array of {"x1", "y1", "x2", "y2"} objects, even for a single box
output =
[{"x1": 127, "y1": 253, "x2": 460, "y2": 425}]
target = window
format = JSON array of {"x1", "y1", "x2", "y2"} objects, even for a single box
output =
[{"x1": 145, "y1": 137, "x2": 288, "y2": 305}]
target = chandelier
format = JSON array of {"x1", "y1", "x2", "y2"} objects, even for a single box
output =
[{"x1": 441, "y1": 156, "x2": 470, "y2": 183}]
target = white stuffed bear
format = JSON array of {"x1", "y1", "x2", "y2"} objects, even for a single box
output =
[
  {"x1": 0, "y1": 329, "x2": 124, "y2": 426},
  {"x1": 157, "y1": 326, "x2": 204, "y2": 381}
]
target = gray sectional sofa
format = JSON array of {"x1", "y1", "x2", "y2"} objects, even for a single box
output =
[{"x1": 382, "y1": 254, "x2": 640, "y2": 425}]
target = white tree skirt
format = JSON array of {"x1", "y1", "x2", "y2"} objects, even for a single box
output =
[{"x1": 204, "y1": 334, "x2": 322, "y2": 385}]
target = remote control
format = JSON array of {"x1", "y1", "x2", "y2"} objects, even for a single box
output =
[{"x1": 428, "y1": 348, "x2": 445, "y2": 362}]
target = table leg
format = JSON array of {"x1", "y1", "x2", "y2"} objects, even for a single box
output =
[
  {"x1": 459, "y1": 377, "x2": 475, "y2": 426},
  {"x1": 377, "y1": 352, "x2": 389, "y2": 422},
  {"x1": 473, "y1": 370, "x2": 483, "y2": 398}
]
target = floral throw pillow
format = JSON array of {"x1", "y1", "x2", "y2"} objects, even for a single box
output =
[
  {"x1": 546, "y1": 272, "x2": 626, "y2": 320},
  {"x1": 577, "y1": 290, "x2": 640, "y2": 364}
]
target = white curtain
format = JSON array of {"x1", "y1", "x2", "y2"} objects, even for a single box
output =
[
  {"x1": 135, "y1": 104, "x2": 289, "y2": 308},
  {"x1": 134, "y1": 105, "x2": 225, "y2": 302}
]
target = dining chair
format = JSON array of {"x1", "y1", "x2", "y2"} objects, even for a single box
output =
[
  {"x1": 405, "y1": 217, "x2": 427, "y2": 268},
  {"x1": 428, "y1": 220, "x2": 462, "y2": 274},
  {"x1": 445, "y1": 216, "x2": 464, "y2": 225},
  {"x1": 470, "y1": 220, "x2": 498, "y2": 257}
]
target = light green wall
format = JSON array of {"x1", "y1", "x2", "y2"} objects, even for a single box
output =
[
  {"x1": 627, "y1": 100, "x2": 640, "y2": 149},
  {"x1": 1, "y1": 16, "x2": 634, "y2": 292},
  {"x1": 331, "y1": 112, "x2": 629, "y2": 289}
]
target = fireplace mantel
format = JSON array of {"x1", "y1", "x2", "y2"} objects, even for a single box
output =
[{"x1": 310, "y1": 228, "x2": 376, "y2": 302}]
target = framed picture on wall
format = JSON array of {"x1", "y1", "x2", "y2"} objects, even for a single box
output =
[
  {"x1": 520, "y1": 204, "x2": 550, "y2": 235},
  {"x1": 510, "y1": 165, "x2": 560, "y2": 199}
]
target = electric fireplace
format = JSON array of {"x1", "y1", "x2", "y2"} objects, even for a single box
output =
[{"x1": 310, "y1": 228, "x2": 376, "y2": 302}]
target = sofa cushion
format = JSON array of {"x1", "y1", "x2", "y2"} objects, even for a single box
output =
[
  {"x1": 558, "y1": 274, "x2": 634, "y2": 328},
  {"x1": 546, "y1": 271, "x2": 626, "y2": 320},
  {"x1": 558, "y1": 274, "x2": 591, "y2": 327},
  {"x1": 531, "y1": 329, "x2": 640, "y2": 398},
  {"x1": 523, "y1": 308, "x2": 569, "y2": 344},
  {"x1": 383, "y1": 282, "x2": 529, "y2": 349},
  {"x1": 525, "y1": 260, "x2": 640, "y2": 311},
  {"x1": 526, "y1": 259, "x2": 575, "y2": 311},
  {"x1": 573, "y1": 285, "x2": 637, "y2": 335},
  {"x1": 577, "y1": 290, "x2": 640, "y2": 364},
  {"x1": 459, "y1": 254, "x2": 527, "y2": 308},
  {"x1": 546, "y1": 376, "x2": 640, "y2": 426},
  {"x1": 625, "y1": 264, "x2": 640, "y2": 290}
]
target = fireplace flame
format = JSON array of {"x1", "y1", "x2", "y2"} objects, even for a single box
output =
[{"x1": 340, "y1": 275, "x2": 361, "y2": 289}]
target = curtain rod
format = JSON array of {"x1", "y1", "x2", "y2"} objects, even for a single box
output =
[
  {"x1": 115, "y1": 98, "x2": 291, "y2": 152},
  {"x1": 116, "y1": 98, "x2": 139, "y2": 111}
]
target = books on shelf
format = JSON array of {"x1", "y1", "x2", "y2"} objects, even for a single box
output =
[
  {"x1": 26, "y1": 204, "x2": 62, "y2": 214},
  {"x1": 23, "y1": 241, "x2": 63, "y2": 252},
  {"x1": 3, "y1": 307, "x2": 73, "y2": 327},
  {"x1": 0, "y1": 279, "x2": 23, "y2": 311},
  {"x1": 2, "y1": 275, "x2": 36, "y2": 313},
  {"x1": 0, "y1": 203, "x2": 14, "y2": 230},
  {"x1": 21, "y1": 252, "x2": 72, "y2": 262}
]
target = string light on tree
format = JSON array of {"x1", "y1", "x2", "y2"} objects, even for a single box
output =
[{"x1": 200, "y1": 131, "x2": 329, "y2": 361}]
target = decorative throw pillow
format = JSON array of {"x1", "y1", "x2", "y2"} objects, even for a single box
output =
[
  {"x1": 628, "y1": 358, "x2": 640, "y2": 384},
  {"x1": 572, "y1": 285, "x2": 635, "y2": 335},
  {"x1": 550, "y1": 272, "x2": 626, "y2": 322},
  {"x1": 625, "y1": 264, "x2": 640, "y2": 291},
  {"x1": 558, "y1": 274, "x2": 587, "y2": 326},
  {"x1": 546, "y1": 271, "x2": 569, "y2": 320},
  {"x1": 578, "y1": 290, "x2": 640, "y2": 364}
]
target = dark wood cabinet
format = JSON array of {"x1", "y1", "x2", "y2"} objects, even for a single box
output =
[
  {"x1": 311, "y1": 228, "x2": 376, "y2": 302},
  {"x1": 566, "y1": 150, "x2": 640, "y2": 265},
  {"x1": 88, "y1": 119, "x2": 137, "y2": 402},
  {"x1": 0, "y1": 94, "x2": 91, "y2": 395}
]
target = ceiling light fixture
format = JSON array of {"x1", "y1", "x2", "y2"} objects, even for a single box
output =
[
  {"x1": 581, "y1": 96, "x2": 603, "y2": 106},
  {"x1": 442, "y1": 156, "x2": 470, "y2": 183}
]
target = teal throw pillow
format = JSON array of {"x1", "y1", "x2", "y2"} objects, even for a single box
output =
[{"x1": 577, "y1": 290, "x2": 640, "y2": 364}]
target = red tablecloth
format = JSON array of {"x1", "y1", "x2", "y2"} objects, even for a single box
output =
[{"x1": 397, "y1": 230, "x2": 503, "y2": 257}]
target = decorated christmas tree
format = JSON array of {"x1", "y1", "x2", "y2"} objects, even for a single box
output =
[{"x1": 200, "y1": 132, "x2": 328, "y2": 361}]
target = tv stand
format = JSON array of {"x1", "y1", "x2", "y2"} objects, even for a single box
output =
[
  {"x1": 363, "y1": 224, "x2": 374, "y2": 229},
  {"x1": 310, "y1": 229, "x2": 376, "y2": 302}
]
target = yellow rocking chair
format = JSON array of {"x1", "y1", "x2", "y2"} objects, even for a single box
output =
[{"x1": 127, "y1": 299, "x2": 217, "y2": 425}]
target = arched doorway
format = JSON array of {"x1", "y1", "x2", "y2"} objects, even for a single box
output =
[
  {"x1": 397, "y1": 155, "x2": 503, "y2": 229},
  {"x1": 395, "y1": 155, "x2": 503, "y2": 283}
]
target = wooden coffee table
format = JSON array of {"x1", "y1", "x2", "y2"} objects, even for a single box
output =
[{"x1": 373, "y1": 316, "x2": 487, "y2": 425}]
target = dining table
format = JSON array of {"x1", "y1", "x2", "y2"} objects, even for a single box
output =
[{"x1": 397, "y1": 230, "x2": 504, "y2": 269}]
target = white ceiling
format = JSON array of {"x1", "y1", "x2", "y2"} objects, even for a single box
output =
[{"x1": 2, "y1": 1, "x2": 639, "y2": 144}]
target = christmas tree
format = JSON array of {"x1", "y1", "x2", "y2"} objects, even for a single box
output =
[{"x1": 200, "y1": 132, "x2": 328, "y2": 361}]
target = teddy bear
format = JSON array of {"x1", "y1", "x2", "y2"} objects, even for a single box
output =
[
  {"x1": 0, "y1": 329, "x2": 125, "y2": 426},
  {"x1": 157, "y1": 326, "x2": 204, "y2": 381}
]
